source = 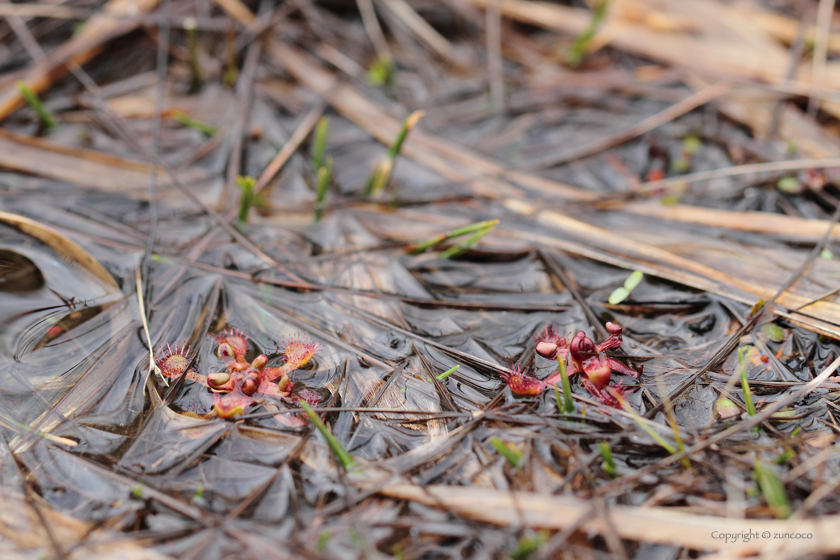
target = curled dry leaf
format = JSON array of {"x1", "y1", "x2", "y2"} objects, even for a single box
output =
[{"x1": 0, "y1": 211, "x2": 118, "y2": 290}]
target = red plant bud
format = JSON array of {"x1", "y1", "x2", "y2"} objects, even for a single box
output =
[
  {"x1": 536, "y1": 340, "x2": 559, "y2": 360},
  {"x1": 207, "y1": 372, "x2": 231, "y2": 388},
  {"x1": 241, "y1": 377, "x2": 258, "y2": 395}
]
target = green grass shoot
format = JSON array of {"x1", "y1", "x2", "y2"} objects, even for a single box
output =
[
  {"x1": 409, "y1": 219, "x2": 499, "y2": 257},
  {"x1": 236, "y1": 175, "x2": 255, "y2": 224},
  {"x1": 657, "y1": 377, "x2": 688, "y2": 462},
  {"x1": 439, "y1": 227, "x2": 494, "y2": 259},
  {"x1": 748, "y1": 299, "x2": 766, "y2": 319},
  {"x1": 316, "y1": 531, "x2": 331, "y2": 552},
  {"x1": 599, "y1": 441, "x2": 617, "y2": 478},
  {"x1": 510, "y1": 530, "x2": 550, "y2": 560},
  {"x1": 16, "y1": 81, "x2": 56, "y2": 130},
  {"x1": 557, "y1": 356, "x2": 574, "y2": 414},
  {"x1": 566, "y1": 0, "x2": 610, "y2": 67},
  {"x1": 172, "y1": 111, "x2": 217, "y2": 137},
  {"x1": 436, "y1": 364, "x2": 459, "y2": 381},
  {"x1": 301, "y1": 400, "x2": 356, "y2": 470},
  {"x1": 490, "y1": 436, "x2": 522, "y2": 467},
  {"x1": 608, "y1": 270, "x2": 643, "y2": 305},
  {"x1": 364, "y1": 110, "x2": 424, "y2": 197},
  {"x1": 609, "y1": 388, "x2": 689, "y2": 466},
  {"x1": 774, "y1": 448, "x2": 796, "y2": 465},
  {"x1": 314, "y1": 156, "x2": 332, "y2": 222},
  {"x1": 739, "y1": 347, "x2": 759, "y2": 433},
  {"x1": 367, "y1": 54, "x2": 394, "y2": 87},
  {"x1": 311, "y1": 117, "x2": 330, "y2": 172},
  {"x1": 754, "y1": 460, "x2": 791, "y2": 519}
]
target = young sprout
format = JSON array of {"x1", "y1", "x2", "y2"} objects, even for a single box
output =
[
  {"x1": 599, "y1": 441, "x2": 617, "y2": 478},
  {"x1": 738, "y1": 347, "x2": 759, "y2": 433},
  {"x1": 16, "y1": 80, "x2": 56, "y2": 131},
  {"x1": 311, "y1": 116, "x2": 330, "y2": 172},
  {"x1": 316, "y1": 531, "x2": 331, "y2": 552},
  {"x1": 172, "y1": 111, "x2": 217, "y2": 137},
  {"x1": 748, "y1": 299, "x2": 766, "y2": 319},
  {"x1": 367, "y1": 54, "x2": 395, "y2": 87},
  {"x1": 364, "y1": 110, "x2": 424, "y2": 197},
  {"x1": 754, "y1": 460, "x2": 791, "y2": 519},
  {"x1": 774, "y1": 448, "x2": 796, "y2": 465},
  {"x1": 510, "y1": 530, "x2": 550, "y2": 560},
  {"x1": 609, "y1": 388, "x2": 690, "y2": 467},
  {"x1": 439, "y1": 227, "x2": 494, "y2": 259},
  {"x1": 314, "y1": 157, "x2": 333, "y2": 222},
  {"x1": 557, "y1": 355, "x2": 574, "y2": 414},
  {"x1": 608, "y1": 270, "x2": 643, "y2": 305},
  {"x1": 409, "y1": 219, "x2": 499, "y2": 258},
  {"x1": 236, "y1": 175, "x2": 256, "y2": 224},
  {"x1": 566, "y1": 0, "x2": 610, "y2": 66},
  {"x1": 435, "y1": 364, "x2": 459, "y2": 381},
  {"x1": 490, "y1": 436, "x2": 523, "y2": 467}
]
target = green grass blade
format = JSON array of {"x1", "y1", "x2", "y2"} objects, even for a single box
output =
[
  {"x1": 439, "y1": 226, "x2": 493, "y2": 259},
  {"x1": 490, "y1": 436, "x2": 522, "y2": 467},
  {"x1": 364, "y1": 111, "x2": 423, "y2": 197},
  {"x1": 387, "y1": 110, "x2": 424, "y2": 160},
  {"x1": 435, "y1": 364, "x2": 459, "y2": 381},
  {"x1": 610, "y1": 389, "x2": 677, "y2": 455},
  {"x1": 739, "y1": 347, "x2": 759, "y2": 433},
  {"x1": 314, "y1": 157, "x2": 332, "y2": 222},
  {"x1": 410, "y1": 219, "x2": 499, "y2": 254},
  {"x1": 16, "y1": 80, "x2": 56, "y2": 130},
  {"x1": 367, "y1": 54, "x2": 394, "y2": 87},
  {"x1": 236, "y1": 175, "x2": 255, "y2": 224},
  {"x1": 599, "y1": 441, "x2": 617, "y2": 478},
  {"x1": 754, "y1": 460, "x2": 791, "y2": 519},
  {"x1": 172, "y1": 111, "x2": 217, "y2": 137},
  {"x1": 558, "y1": 356, "x2": 575, "y2": 414},
  {"x1": 300, "y1": 400, "x2": 356, "y2": 470},
  {"x1": 566, "y1": 0, "x2": 610, "y2": 66},
  {"x1": 311, "y1": 116, "x2": 330, "y2": 172}
]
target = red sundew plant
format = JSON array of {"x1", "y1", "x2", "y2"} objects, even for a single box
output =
[
  {"x1": 502, "y1": 322, "x2": 641, "y2": 407},
  {"x1": 155, "y1": 329, "x2": 322, "y2": 420}
]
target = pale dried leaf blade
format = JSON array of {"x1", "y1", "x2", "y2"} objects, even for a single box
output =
[
  {"x1": 0, "y1": 211, "x2": 118, "y2": 290},
  {"x1": 375, "y1": 483, "x2": 840, "y2": 554}
]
